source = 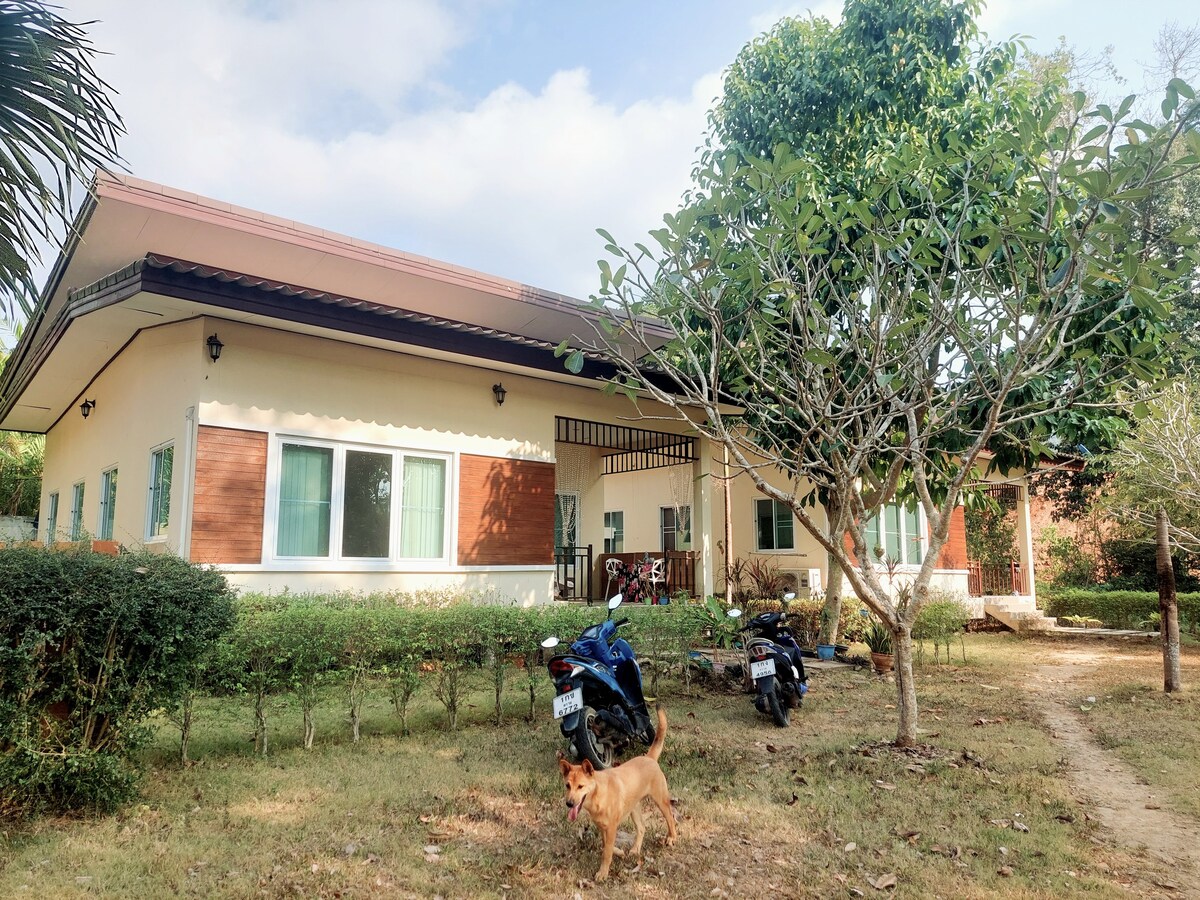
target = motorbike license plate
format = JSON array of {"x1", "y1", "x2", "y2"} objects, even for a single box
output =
[
  {"x1": 750, "y1": 658, "x2": 776, "y2": 680},
  {"x1": 553, "y1": 687, "x2": 583, "y2": 719}
]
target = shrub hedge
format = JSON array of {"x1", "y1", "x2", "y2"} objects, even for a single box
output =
[
  {"x1": 1040, "y1": 588, "x2": 1200, "y2": 631},
  {"x1": 0, "y1": 547, "x2": 235, "y2": 817}
]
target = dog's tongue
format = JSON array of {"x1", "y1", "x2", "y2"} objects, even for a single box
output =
[{"x1": 568, "y1": 804, "x2": 579, "y2": 822}]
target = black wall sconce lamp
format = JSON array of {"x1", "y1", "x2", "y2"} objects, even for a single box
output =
[
  {"x1": 492, "y1": 382, "x2": 507, "y2": 407},
  {"x1": 79, "y1": 399, "x2": 96, "y2": 419},
  {"x1": 206, "y1": 333, "x2": 224, "y2": 363}
]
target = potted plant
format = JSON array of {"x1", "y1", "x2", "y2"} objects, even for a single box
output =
[{"x1": 864, "y1": 620, "x2": 894, "y2": 674}]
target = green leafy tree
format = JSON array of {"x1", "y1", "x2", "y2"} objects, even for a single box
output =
[
  {"x1": 0, "y1": 2, "x2": 123, "y2": 319},
  {"x1": 0, "y1": 346, "x2": 42, "y2": 517},
  {"x1": 689, "y1": 0, "x2": 1094, "y2": 645},
  {"x1": 570, "y1": 56, "x2": 1198, "y2": 745},
  {"x1": 1101, "y1": 379, "x2": 1200, "y2": 692}
]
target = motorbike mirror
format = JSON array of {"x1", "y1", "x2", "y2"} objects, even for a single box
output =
[
  {"x1": 540, "y1": 636, "x2": 560, "y2": 650},
  {"x1": 726, "y1": 608, "x2": 743, "y2": 619},
  {"x1": 783, "y1": 592, "x2": 796, "y2": 601},
  {"x1": 607, "y1": 593, "x2": 624, "y2": 611}
]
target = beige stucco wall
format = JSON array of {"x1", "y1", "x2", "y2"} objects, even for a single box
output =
[
  {"x1": 39, "y1": 319, "x2": 204, "y2": 551},
  {"x1": 189, "y1": 317, "x2": 700, "y2": 603}
]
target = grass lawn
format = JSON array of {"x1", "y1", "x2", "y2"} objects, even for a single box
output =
[
  {"x1": 1067, "y1": 636, "x2": 1200, "y2": 821},
  {"x1": 0, "y1": 633, "x2": 1195, "y2": 898}
]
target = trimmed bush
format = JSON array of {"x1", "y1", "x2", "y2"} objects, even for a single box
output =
[
  {"x1": 913, "y1": 598, "x2": 970, "y2": 663},
  {"x1": 1041, "y1": 588, "x2": 1200, "y2": 632},
  {"x1": 0, "y1": 547, "x2": 234, "y2": 816}
]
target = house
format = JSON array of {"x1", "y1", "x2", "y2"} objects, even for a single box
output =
[{"x1": 0, "y1": 174, "x2": 1039, "y2": 615}]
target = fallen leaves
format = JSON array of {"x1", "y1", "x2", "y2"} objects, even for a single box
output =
[{"x1": 868, "y1": 872, "x2": 897, "y2": 891}]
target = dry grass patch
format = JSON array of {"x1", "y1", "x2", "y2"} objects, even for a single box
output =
[
  {"x1": 0, "y1": 635, "x2": 1190, "y2": 898},
  {"x1": 1065, "y1": 638, "x2": 1200, "y2": 820}
]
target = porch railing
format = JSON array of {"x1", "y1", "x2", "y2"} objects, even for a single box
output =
[
  {"x1": 967, "y1": 560, "x2": 1026, "y2": 597},
  {"x1": 554, "y1": 544, "x2": 593, "y2": 604}
]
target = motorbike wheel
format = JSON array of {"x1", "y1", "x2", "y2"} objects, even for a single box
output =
[
  {"x1": 766, "y1": 683, "x2": 790, "y2": 728},
  {"x1": 574, "y1": 706, "x2": 616, "y2": 770}
]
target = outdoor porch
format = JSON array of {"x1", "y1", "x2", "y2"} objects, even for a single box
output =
[{"x1": 551, "y1": 415, "x2": 709, "y2": 604}]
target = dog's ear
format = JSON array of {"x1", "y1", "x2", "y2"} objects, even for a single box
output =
[
  {"x1": 558, "y1": 753, "x2": 572, "y2": 776},
  {"x1": 581, "y1": 759, "x2": 594, "y2": 775}
]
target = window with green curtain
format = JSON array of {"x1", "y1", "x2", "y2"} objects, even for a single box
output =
[
  {"x1": 99, "y1": 468, "x2": 117, "y2": 540},
  {"x1": 70, "y1": 482, "x2": 85, "y2": 540},
  {"x1": 148, "y1": 445, "x2": 172, "y2": 538},
  {"x1": 904, "y1": 502, "x2": 924, "y2": 564},
  {"x1": 863, "y1": 501, "x2": 925, "y2": 564},
  {"x1": 277, "y1": 443, "x2": 333, "y2": 556},
  {"x1": 400, "y1": 456, "x2": 445, "y2": 558},
  {"x1": 46, "y1": 492, "x2": 59, "y2": 542},
  {"x1": 342, "y1": 450, "x2": 392, "y2": 557}
]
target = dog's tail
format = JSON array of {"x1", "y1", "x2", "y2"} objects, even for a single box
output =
[{"x1": 648, "y1": 706, "x2": 668, "y2": 761}]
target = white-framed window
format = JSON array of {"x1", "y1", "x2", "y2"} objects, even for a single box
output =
[
  {"x1": 69, "y1": 481, "x2": 85, "y2": 541},
  {"x1": 147, "y1": 444, "x2": 173, "y2": 539},
  {"x1": 98, "y1": 468, "x2": 118, "y2": 541},
  {"x1": 603, "y1": 510, "x2": 624, "y2": 554},
  {"x1": 273, "y1": 438, "x2": 449, "y2": 562},
  {"x1": 554, "y1": 492, "x2": 580, "y2": 550},
  {"x1": 45, "y1": 492, "x2": 59, "y2": 542},
  {"x1": 660, "y1": 505, "x2": 691, "y2": 552},
  {"x1": 864, "y1": 501, "x2": 925, "y2": 565},
  {"x1": 755, "y1": 498, "x2": 794, "y2": 551}
]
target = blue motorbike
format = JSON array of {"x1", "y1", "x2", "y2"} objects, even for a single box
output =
[
  {"x1": 729, "y1": 600, "x2": 809, "y2": 727},
  {"x1": 541, "y1": 594, "x2": 654, "y2": 769}
]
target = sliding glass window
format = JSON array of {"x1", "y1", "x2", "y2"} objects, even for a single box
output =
[{"x1": 274, "y1": 439, "x2": 449, "y2": 563}]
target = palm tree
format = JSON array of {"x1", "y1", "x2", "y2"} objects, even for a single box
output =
[{"x1": 0, "y1": 1, "x2": 123, "y2": 320}]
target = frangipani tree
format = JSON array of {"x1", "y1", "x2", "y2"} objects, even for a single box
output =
[{"x1": 567, "y1": 79, "x2": 1199, "y2": 746}]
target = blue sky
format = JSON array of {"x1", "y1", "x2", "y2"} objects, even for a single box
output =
[{"x1": 2, "y1": 0, "x2": 1193, "y2": 350}]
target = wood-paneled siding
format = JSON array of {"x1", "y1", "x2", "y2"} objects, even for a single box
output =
[
  {"x1": 191, "y1": 426, "x2": 267, "y2": 564},
  {"x1": 936, "y1": 506, "x2": 968, "y2": 570},
  {"x1": 458, "y1": 454, "x2": 555, "y2": 566}
]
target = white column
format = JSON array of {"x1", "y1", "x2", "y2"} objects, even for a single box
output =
[
  {"x1": 1017, "y1": 481, "x2": 1036, "y2": 604},
  {"x1": 693, "y1": 436, "x2": 715, "y2": 598}
]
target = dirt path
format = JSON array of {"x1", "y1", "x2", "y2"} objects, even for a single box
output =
[{"x1": 1027, "y1": 649, "x2": 1200, "y2": 896}]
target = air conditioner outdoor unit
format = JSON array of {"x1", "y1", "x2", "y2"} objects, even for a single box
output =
[{"x1": 781, "y1": 568, "x2": 824, "y2": 598}]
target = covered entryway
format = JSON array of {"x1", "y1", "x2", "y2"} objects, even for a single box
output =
[{"x1": 551, "y1": 416, "x2": 707, "y2": 603}]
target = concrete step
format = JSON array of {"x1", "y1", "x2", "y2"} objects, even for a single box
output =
[{"x1": 983, "y1": 596, "x2": 1056, "y2": 632}]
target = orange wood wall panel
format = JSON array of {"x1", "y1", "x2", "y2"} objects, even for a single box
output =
[
  {"x1": 458, "y1": 454, "x2": 555, "y2": 566},
  {"x1": 936, "y1": 505, "x2": 968, "y2": 570},
  {"x1": 191, "y1": 426, "x2": 267, "y2": 565}
]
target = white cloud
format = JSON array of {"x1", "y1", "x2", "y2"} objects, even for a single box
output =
[{"x1": 84, "y1": 1, "x2": 717, "y2": 299}]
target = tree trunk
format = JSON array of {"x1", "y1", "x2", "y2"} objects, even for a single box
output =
[
  {"x1": 178, "y1": 693, "x2": 193, "y2": 766},
  {"x1": 818, "y1": 498, "x2": 846, "y2": 645},
  {"x1": 303, "y1": 707, "x2": 315, "y2": 750},
  {"x1": 892, "y1": 624, "x2": 919, "y2": 748},
  {"x1": 723, "y1": 446, "x2": 734, "y2": 605},
  {"x1": 254, "y1": 690, "x2": 267, "y2": 756},
  {"x1": 1155, "y1": 506, "x2": 1183, "y2": 693},
  {"x1": 818, "y1": 555, "x2": 844, "y2": 645}
]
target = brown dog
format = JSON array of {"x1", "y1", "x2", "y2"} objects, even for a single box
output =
[{"x1": 556, "y1": 706, "x2": 677, "y2": 881}]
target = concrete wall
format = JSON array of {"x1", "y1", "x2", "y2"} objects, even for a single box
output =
[
  {"x1": 39, "y1": 319, "x2": 204, "y2": 551},
  {"x1": 186, "y1": 317, "x2": 696, "y2": 604}
]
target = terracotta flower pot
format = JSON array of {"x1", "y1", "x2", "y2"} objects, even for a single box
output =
[{"x1": 871, "y1": 651, "x2": 894, "y2": 675}]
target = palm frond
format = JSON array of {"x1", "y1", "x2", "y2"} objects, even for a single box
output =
[{"x1": 0, "y1": 1, "x2": 124, "y2": 320}]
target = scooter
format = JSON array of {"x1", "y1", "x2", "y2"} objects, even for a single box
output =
[
  {"x1": 541, "y1": 594, "x2": 655, "y2": 769},
  {"x1": 729, "y1": 595, "x2": 809, "y2": 727}
]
